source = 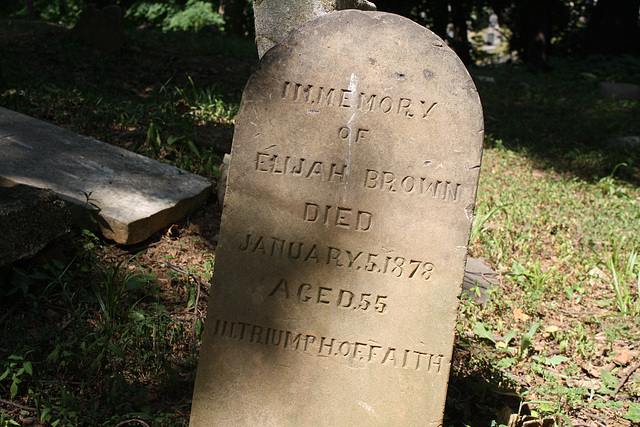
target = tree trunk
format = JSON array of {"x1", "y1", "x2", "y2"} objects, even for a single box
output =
[
  {"x1": 450, "y1": 0, "x2": 472, "y2": 65},
  {"x1": 219, "y1": 0, "x2": 247, "y2": 37},
  {"x1": 586, "y1": 0, "x2": 640, "y2": 56},
  {"x1": 510, "y1": 0, "x2": 557, "y2": 71},
  {"x1": 427, "y1": 1, "x2": 449, "y2": 41}
]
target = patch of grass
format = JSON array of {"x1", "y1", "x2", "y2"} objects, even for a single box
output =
[
  {"x1": 457, "y1": 140, "x2": 640, "y2": 422},
  {"x1": 0, "y1": 243, "x2": 198, "y2": 426},
  {"x1": 474, "y1": 56, "x2": 640, "y2": 183},
  {"x1": 0, "y1": 21, "x2": 255, "y2": 183}
]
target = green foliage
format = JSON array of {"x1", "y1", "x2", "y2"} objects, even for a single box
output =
[
  {"x1": 0, "y1": 244, "x2": 195, "y2": 426},
  {"x1": 163, "y1": 0, "x2": 223, "y2": 32},
  {"x1": 126, "y1": 0, "x2": 224, "y2": 33},
  {"x1": 4, "y1": 0, "x2": 83, "y2": 26},
  {"x1": 625, "y1": 402, "x2": 640, "y2": 423},
  {"x1": 0, "y1": 351, "x2": 34, "y2": 399},
  {"x1": 604, "y1": 236, "x2": 640, "y2": 315},
  {"x1": 91, "y1": 253, "x2": 156, "y2": 323}
]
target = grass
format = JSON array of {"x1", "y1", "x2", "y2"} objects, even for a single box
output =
[{"x1": 1, "y1": 21, "x2": 640, "y2": 426}]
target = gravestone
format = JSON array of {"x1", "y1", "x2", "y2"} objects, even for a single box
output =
[
  {"x1": 597, "y1": 82, "x2": 640, "y2": 100},
  {"x1": 253, "y1": 0, "x2": 376, "y2": 58},
  {"x1": 191, "y1": 10, "x2": 483, "y2": 426}
]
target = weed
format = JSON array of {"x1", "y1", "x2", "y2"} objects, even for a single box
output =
[
  {"x1": 604, "y1": 236, "x2": 640, "y2": 314},
  {"x1": 91, "y1": 253, "x2": 156, "y2": 323},
  {"x1": 0, "y1": 351, "x2": 34, "y2": 399}
]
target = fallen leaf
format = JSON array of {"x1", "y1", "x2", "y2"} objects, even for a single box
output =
[
  {"x1": 566, "y1": 377, "x2": 601, "y2": 390},
  {"x1": 514, "y1": 307, "x2": 531, "y2": 323},
  {"x1": 588, "y1": 267, "x2": 609, "y2": 280},
  {"x1": 612, "y1": 348, "x2": 637, "y2": 365}
]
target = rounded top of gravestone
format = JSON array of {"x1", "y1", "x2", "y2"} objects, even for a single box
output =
[{"x1": 241, "y1": 10, "x2": 483, "y2": 183}]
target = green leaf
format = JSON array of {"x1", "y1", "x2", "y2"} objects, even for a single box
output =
[
  {"x1": 545, "y1": 355, "x2": 569, "y2": 367},
  {"x1": 624, "y1": 402, "x2": 640, "y2": 422},
  {"x1": 600, "y1": 369, "x2": 619, "y2": 389},
  {"x1": 108, "y1": 341, "x2": 124, "y2": 359},
  {"x1": 22, "y1": 361, "x2": 33, "y2": 376},
  {"x1": 10, "y1": 381, "x2": 18, "y2": 398},
  {"x1": 40, "y1": 406, "x2": 51, "y2": 421},
  {"x1": 538, "y1": 402, "x2": 555, "y2": 413},
  {"x1": 0, "y1": 368, "x2": 10, "y2": 381},
  {"x1": 503, "y1": 331, "x2": 516, "y2": 345},
  {"x1": 473, "y1": 322, "x2": 495, "y2": 343},
  {"x1": 187, "y1": 140, "x2": 200, "y2": 157}
]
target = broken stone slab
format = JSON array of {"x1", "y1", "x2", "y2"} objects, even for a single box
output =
[
  {"x1": 0, "y1": 184, "x2": 69, "y2": 267},
  {"x1": 0, "y1": 107, "x2": 212, "y2": 245},
  {"x1": 597, "y1": 82, "x2": 640, "y2": 100},
  {"x1": 607, "y1": 135, "x2": 640, "y2": 151}
]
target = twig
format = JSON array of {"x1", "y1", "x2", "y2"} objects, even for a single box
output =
[
  {"x1": 557, "y1": 308, "x2": 600, "y2": 316},
  {"x1": 158, "y1": 261, "x2": 211, "y2": 289},
  {"x1": 192, "y1": 277, "x2": 202, "y2": 346},
  {"x1": 0, "y1": 397, "x2": 37, "y2": 412},
  {"x1": 115, "y1": 420, "x2": 151, "y2": 427},
  {"x1": 613, "y1": 361, "x2": 640, "y2": 395}
]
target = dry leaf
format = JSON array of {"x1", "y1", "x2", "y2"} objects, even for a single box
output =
[
  {"x1": 612, "y1": 348, "x2": 638, "y2": 365},
  {"x1": 514, "y1": 307, "x2": 531, "y2": 323}
]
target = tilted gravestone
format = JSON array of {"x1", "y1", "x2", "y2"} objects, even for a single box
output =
[{"x1": 191, "y1": 10, "x2": 483, "y2": 426}]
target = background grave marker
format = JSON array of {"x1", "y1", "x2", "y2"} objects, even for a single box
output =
[{"x1": 191, "y1": 10, "x2": 483, "y2": 426}]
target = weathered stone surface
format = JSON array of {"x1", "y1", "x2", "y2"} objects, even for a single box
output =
[
  {"x1": 597, "y1": 82, "x2": 640, "y2": 100},
  {"x1": 0, "y1": 107, "x2": 212, "y2": 245},
  {"x1": 0, "y1": 184, "x2": 69, "y2": 267},
  {"x1": 191, "y1": 10, "x2": 483, "y2": 426},
  {"x1": 253, "y1": 0, "x2": 376, "y2": 58}
]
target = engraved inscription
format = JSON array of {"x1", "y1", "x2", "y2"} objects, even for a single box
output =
[
  {"x1": 364, "y1": 169, "x2": 461, "y2": 202},
  {"x1": 268, "y1": 278, "x2": 388, "y2": 314},
  {"x1": 238, "y1": 233, "x2": 435, "y2": 281},
  {"x1": 212, "y1": 318, "x2": 448, "y2": 373},
  {"x1": 303, "y1": 202, "x2": 373, "y2": 232},
  {"x1": 255, "y1": 152, "x2": 347, "y2": 183},
  {"x1": 338, "y1": 126, "x2": 370, "y2": 142},
  {"x1": 281, "y1": 81, "x2": 437, "y2": 120}
]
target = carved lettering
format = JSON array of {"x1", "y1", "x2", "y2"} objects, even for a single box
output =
[
  {"x1": 281, "y1": 81, "x2": 436, "y2": 120},
  {"x1": 239, "y1": 233, "x2": 435, "y2": 281},
  {"x1": 255, "y1": 151, "x2": 347, "y2": 183},
  {"x1": 211, "y1": 318, "x2": 449, "y2": 373},
  {"x1": 364, "y1": 168, "x2": 461, "y2": 202},
  {"x1": 303, "y1": 202, "x2": 373, "y2": 232},
  {"x1": 268, "y1": 279, "x2": 388, "y2": 314}
]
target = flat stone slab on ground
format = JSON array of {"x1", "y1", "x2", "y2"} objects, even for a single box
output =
[
  {"x1": 0, "y1": 184, "x2": 69, "y2": 267},
  {"x1": 0, "y1": 107, "x2": 212, "y2": 245},
  {"x1": 597, "y1": 82, "x2": 640, "y2": 100}
]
